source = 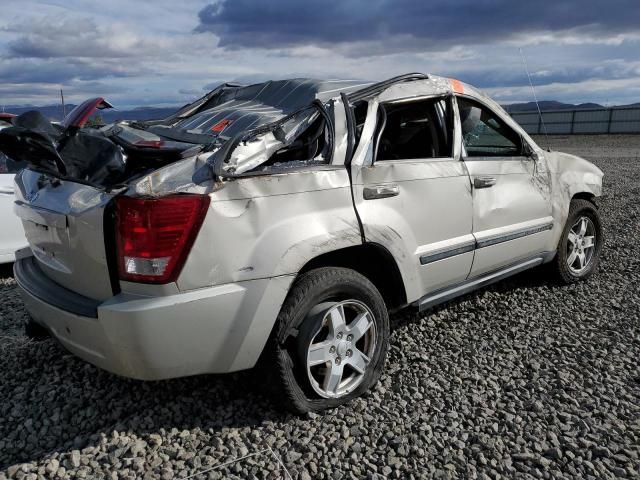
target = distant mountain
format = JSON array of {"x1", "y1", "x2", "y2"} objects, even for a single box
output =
[
  {"x1": 503, "y1": 101, "x2": 604, "y2": 113},
  {"x1": 4, "y1": 104, "x2": 180, "y2": 123},
  {"x1": 4, "y1": 99, "x2": 639, "y2": 122}
]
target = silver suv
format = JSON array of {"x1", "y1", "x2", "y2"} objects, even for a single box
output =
[{"x1": 6, "y1": 74, "x2": 603, "y2": 412}]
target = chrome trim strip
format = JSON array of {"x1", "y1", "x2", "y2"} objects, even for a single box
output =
[
  {"x1": 420, "y1": 242, "x2": 475, "y2": 265},
  {"x1": 416, "y1": 255, "x2": 547, "y2": 311},
  {"x1": 476, "y1": 222, "x2": 553, "y2": 249},
  {"x1": 419, "y1": 221, "x2": 552, "y2": 266}
]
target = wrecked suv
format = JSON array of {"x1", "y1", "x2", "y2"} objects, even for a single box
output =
[{"x1": 3, "y1": 74, "x2": 604, "y2": 413}]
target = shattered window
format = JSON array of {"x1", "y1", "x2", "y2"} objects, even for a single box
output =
[
  {"x1": 375, "y1": 97, "x2": 453, "y2": 161},
  {"x1": 457, "y1": 97, "x2": 522, "y2": 157},
  {"x1": 219, "y1": 105, "x2": 333, "y2": 175}
]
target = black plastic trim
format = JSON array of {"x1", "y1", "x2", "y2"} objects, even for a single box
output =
[
  {"x1": 14, "y1": 256, "x2": 101, "y2": 318},
  {"x1": 342, "y1": 92, "x2": 366, "y2": 244},
  {"x1": 103, "y1": 197, "x2": 121, "y2": 296},
  {"x1": 419, "y1": 222, "x2": 553, "y2": 266},
  {"x1": 476, "y1": 223, "x2": 553, "y2": 249},
  {"x1": 420, "y1": 242, "x2": 475, "y2": 265},
  {"x1": 416, "y1": 254, "x2": 550, "y2": 312}
]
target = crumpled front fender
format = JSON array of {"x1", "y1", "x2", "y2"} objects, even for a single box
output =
[{"x1": 545, "y1": 151, "x2": 603, "y2": 248}]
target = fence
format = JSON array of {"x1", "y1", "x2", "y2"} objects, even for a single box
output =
[{"x1": 510, "y1": 106, "x2": 640, "y2": 135}]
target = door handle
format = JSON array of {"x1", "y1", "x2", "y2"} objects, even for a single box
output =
[
  {"x1": 473, "y1": 176, "x2": 497, "y2": 189},
  {"x1": 0, "y1": 186, "x2": 14, "y2": 195},
  {"x1": 363, "y1": 184, "x2": 400, "y2": 200}
]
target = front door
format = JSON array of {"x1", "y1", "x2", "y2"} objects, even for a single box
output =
[
  {"x1": 351, "y1": 95, "x2": 474, "y2": 302},
  {"x1": 455, "y1": 96, "x2": 553, "y2": 277}
]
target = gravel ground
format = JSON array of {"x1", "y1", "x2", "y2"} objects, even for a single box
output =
[{"x1": 1, "y1": 134, "x2": 639, "y2": 479}]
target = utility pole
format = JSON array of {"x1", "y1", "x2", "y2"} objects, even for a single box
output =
[{"x1": 61, "y1": 89, "x2": 66, "y2": 118}]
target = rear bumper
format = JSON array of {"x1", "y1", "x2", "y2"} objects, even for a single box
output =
[{"x1": 15, "y1": 255, "x2": 293, "y2": 380}]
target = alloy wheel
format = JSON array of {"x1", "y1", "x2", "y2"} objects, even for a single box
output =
[
  {"x1": 305, "y1": 300, "x2": 377, "y2": 399},
  {"x1": 566, "y1": 216, "x2": 596, "y2": 274}
]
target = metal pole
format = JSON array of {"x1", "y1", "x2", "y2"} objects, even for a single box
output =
[
  {"x1": 570, "y1": 110, "x2": 576, "y2": 134},
  {"x1": 607, "y1": 108, "x2": 614, "y2": 134},
  {"x1": 61, "y1": 89, "x2": 66, "y2": 119}
]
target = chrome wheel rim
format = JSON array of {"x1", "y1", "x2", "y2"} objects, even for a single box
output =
[
  {"x1": 305, "y1": 300, "x2": 377, "y2": 399},
  {"x1": 566, "y1": 216, "x2": 596, "y2": 274}
]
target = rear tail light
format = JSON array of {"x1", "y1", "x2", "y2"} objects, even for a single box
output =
[{"x1": 115, "y1": 194, "x2": 210, "y2": 284}]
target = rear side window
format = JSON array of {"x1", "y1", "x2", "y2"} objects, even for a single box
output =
[
  {"x1": 375, "y1": 97, "x2": 453, "y2": 161},
  {"x1": 457, "y1": 97, "x2": 522, "y2": 157}
]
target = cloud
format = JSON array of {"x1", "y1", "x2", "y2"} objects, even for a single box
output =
[
  {"x1": 1, "y1": 1, "x2": 639, "y2": 108},
  {"x1": 4, "y1": 16, "x2": 186, "y2": 60},
  {"x1": 196, "y1": 0, "x2": 640, "y2": 53}
]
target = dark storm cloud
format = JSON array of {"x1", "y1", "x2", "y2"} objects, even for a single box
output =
[{"x1": 197, "y1": 0, "x2": 640, "y2": 49}]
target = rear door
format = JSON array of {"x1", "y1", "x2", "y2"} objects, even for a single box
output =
[
  {"x1": 456, "y1": 96, "x2": 552, "y2": 277},
  {"x1": 351, "y1": 95, "x2": 474, "y2": 302}
]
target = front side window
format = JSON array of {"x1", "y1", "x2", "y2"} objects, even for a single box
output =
[
  {"x1": 457, "y1": 97, "x2": 522, "y2": 157},
  {"x1": 375, "y1": 97, "x2": 452, "y2": 161}
]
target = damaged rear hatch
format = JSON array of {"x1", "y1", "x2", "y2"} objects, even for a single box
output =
[{"x1": 2, "y1": 99, "x2": 122, "y2": 300}]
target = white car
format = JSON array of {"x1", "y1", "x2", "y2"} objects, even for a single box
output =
[
  {"x1": 7, "y1": 75, "x2": 603, "y2": 412},
  {"x1": 0, "y1": 114, "x2": 27, "y2": 263}
]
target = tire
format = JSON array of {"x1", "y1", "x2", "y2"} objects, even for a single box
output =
[
  {"x1": 269, "y1": 267, "x2": 389, "y2": 414},
  {"x1": 552, "y1": 198, "x2": 603, "y2": 284},
  {"x1": 24, "y1": 317, "x2": 50, "y2": 340}
]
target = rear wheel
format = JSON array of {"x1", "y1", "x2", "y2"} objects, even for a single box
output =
[
  {"x1": 270, "y1": 267, "x2": 389, "y2": 413},
  {"x1": 552, "y1": 199, "x2": 603, "y2": 283}
]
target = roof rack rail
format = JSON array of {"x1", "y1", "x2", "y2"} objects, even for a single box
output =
[{"x1": 346, "y1": 73, "x2": 429, "y2": 103}]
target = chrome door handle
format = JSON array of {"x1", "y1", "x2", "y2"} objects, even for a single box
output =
[
  {"x1": 0, "y1": 186, "x2": 14, "y2": 195},
  {"x1": 473, "y1": 176, "x2": 497, "y2": 189},
  {"x1": 363, "y1": 184, "x2": 399, "y2": 200}
]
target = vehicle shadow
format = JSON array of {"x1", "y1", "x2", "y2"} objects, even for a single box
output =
[{"x1": 0, "y1": 264, "x2": 555, "y2": 470}]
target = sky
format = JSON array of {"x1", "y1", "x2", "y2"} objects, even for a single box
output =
[{"x1": 1, "y1": 0, "x2": 639, "y2": 109}]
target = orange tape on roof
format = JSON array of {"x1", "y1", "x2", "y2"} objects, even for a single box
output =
[{"x1": 450, "y1": 79, "x2": 464, "y2": 94}]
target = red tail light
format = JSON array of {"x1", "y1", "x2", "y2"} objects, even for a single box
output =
[{"x1": 115, "y1": 194, "x2": 210, "y2": 284}]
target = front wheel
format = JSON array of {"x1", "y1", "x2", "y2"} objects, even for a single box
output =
[
  {"x1": 552, "y1": 198, "x2": 603, "y2": 283},
  {"x1": 270, "y1": 267, "x2": 389, "y2": 413}
]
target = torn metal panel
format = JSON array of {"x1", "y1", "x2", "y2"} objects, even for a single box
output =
[
  {"x1": 545, "y1": 150, "x2": 604, "y2": 250},
  {"x1": 211, "y1": 102, "x2": 332, "y2": 177},
  {"x1": 129, "y1": 153, "x2": 218, "y2": 197}
]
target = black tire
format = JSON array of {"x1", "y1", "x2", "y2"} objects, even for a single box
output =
[
  {"x1": 269, "y1": 267, "x2": 389, "y2": 414},
  {"x1": 24, "y1": 317, "x2": 50, "y2": 340},
  {"x1": 552, "y1": 198, "x2": 603, "y2": 284}
]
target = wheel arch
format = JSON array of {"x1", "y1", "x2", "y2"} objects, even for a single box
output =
[
  {"x1": 298, "y1": 242, "x2": 408, "y2": 310},
  {"x1": 571, "y1": 191, "x2": 597, "y2": 207}
]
